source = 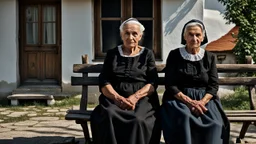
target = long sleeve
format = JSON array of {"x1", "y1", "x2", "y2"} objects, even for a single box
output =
[
  {"x1": 165, "y1": 50, "x2": 181, "y2": 97},
  {"x1": 99, "y1": 50, "x2": 113, "y2": 90},
  {"x1": 146, "y1": 50, "x2": 158, "y2": 89},
  {"x1": 206, "y1": 53, "x2": 219, "y2": 97}
]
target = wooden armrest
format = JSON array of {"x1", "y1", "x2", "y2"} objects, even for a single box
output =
[
  {"x1": 66, "y1": 109, "x2": 93, "y2": 115},
  {"x1": 65, "y1": 113, "x2": 91, "y2": 121}
]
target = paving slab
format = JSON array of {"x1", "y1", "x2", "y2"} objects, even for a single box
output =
[
  {"x1": 14, "y1": 120, "x2": 38, "y2": 126},
  {"x1": 30, "y1": 117, "x2": 59, "y2": 121},
  {"x1": 7, "y1": 112, "x2": 28, "y2": 117},
  {"x1": 1, "y1": 106, "x2": 256, "y2": 144}
]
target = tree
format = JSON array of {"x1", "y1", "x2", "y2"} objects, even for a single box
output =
[{"x1": 218, "y1": 0, "x2": 256, "y2": 63}]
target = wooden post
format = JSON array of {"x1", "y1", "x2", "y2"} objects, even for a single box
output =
[
  {"x1": 80, "y1": 54, "x2": 89, "y2": 111},
  {"x1": 82, "y1": 54, "x2": 88, "y2": 64},
  {"x1": 80, "y1": 54, "x2": 91, "y2": 143}
]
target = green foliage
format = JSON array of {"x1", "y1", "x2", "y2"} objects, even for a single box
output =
[
  {"x1": 218, "y1": 0, "x2": 256, "y2": 63},
  {"x1": 220, "y1": 86, "x2": 250, "y2": 110}
]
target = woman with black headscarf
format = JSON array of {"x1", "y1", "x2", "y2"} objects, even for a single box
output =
[{"x1": 161, "y1": 19, "x2": 230, "y2": 144}]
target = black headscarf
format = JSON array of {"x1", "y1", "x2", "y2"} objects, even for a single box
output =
[{"x1": 181, "y1": 19, "x2": 208, "y2": 46}]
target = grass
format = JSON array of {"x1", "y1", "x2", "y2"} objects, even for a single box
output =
[
  {"x1": 0, "y1": 88, "x2": 252, "y2": 123},
  {"x1": 220, "y1": 86, "x2": 250, "y2": 110},
  {"x1": 0, "y1": 94, "x2": 99, "y2": 123},
  {"x1": 0, "y1": 114, "x2": 30, "y2": 123}
]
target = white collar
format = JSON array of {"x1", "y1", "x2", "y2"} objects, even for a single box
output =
[
  {"x1": 118, "y1": 45, "x2": 145, "y2": 57},
  {"x1": 179, "y1": 46, "x2": 205, "y2": 61}
]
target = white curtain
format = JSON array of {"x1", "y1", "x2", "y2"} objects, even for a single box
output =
[
  {"x1": 26, "y1": 7, "x2": 38, "y2": 44},
  {"x1": 43, "y1": 6, "x2": 56, "y2": 44}
]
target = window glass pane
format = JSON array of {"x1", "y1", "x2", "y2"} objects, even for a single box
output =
[
  {"x1": 43, "y1": 6, "x2": 56, "y2": 22},
  {"x1": 102, "y1": 21, "x2": 122, "y2": 52},
  {"x1": 139, "y1": 21, "x2": 152, "y2": 50},
  {"x1": 101, "y1": 0, "x2": 121, "y2": 17},
  {"x1": 43, "y1": 23, "x2": 56, "y2": 44},
  {"x1": 133, "y1": 0, "x2": 153, "y2": 17},
  {"x1": 26, "y1": 23, "x2": 38, "y2": 44},
  {"x1": 26, "y1": 7, "x2": 38, "y2": 22}
]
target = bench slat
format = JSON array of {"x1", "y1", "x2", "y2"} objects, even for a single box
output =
[
  {"x1": 73, "y1": 64, "x2": 256, "y2": 73},
  {"x1": 71, "y1": 76, "x2": 256, "y2": 86},
  {"x1": 67, "y1": 110, "x2": 93, "y2": 115},
  {"x1": 71, "y1": 77, "x2": 99, "y2": 85},
  {"x1": 65, "y1": 109, "x2": 256, "y2": 123},
  {"x1": 225, "y1": 110, "x2": 256, "y2": 113},
  {"x1": 228, "y1": 117, "x2": 256, "y2": 122},
  {"x1": 65, "y1": 113, "x2": 90, "y2": 121}
]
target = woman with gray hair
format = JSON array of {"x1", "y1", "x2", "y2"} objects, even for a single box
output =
[
  {"x1": 161, "y1": 19, "x2": 230, "y2": 144},
  {"x1": 90, "y1": 18, "x2": 161, "y2": 144}
]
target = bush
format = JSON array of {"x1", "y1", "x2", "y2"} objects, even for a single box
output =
[{"x1": 220, "y1": 86, "x2": 250, "y2": 110}]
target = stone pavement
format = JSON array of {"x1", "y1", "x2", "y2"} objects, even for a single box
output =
[{"x1": 1, "y1": 106, "x2": 256, "y2": 144}]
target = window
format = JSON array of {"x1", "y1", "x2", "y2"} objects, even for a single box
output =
[{"x1": 94, "y1": 0, "x2": 162, "y2": 60}]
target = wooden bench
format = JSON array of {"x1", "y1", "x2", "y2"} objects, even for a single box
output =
[{"x1": 65, "y1": 54, "x2": 256, "y2": 144}]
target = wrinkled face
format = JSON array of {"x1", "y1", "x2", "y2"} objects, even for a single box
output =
[
  {"x1": 121, "y1": 23, "x2": 142, "y2": 48},
  {"x1": 184, "y1": 25, "x2": 204, "y2": 49}
]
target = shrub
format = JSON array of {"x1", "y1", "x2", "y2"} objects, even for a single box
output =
[{"x1": 220, "y1": 86, "x2": 250, "y2": 110}]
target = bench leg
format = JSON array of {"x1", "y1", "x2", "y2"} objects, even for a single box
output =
[
  {"x1": 47, "y1": 99, "x2": 55, "y2": 105},
  {"x1": 236, "y1": 122, "x2": 251, "y2": 143},
  {"x1": 81, "y1": 122, "x2": 92, "y2": 144},
  {"x1": 11, "y1": 100, "x2": 19, "y2": 106}
]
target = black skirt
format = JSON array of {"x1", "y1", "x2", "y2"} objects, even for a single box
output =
[
  {"x1": 161, "y1": 88, "x2": 230, "y2": 144},
  {"x1": 91, "y1": 93, "x2": 161, "y2": 144}
]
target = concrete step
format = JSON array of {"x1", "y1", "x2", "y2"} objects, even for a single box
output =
[
  {"x1": 7, "y1": 94, "x2": 55, "y2": 106},
  {"x1": 11, "y1": 85, "x2": 75, "y2": 100},
  {"x1": 12, "y1": 85, "x2": 62, "y2": 94}
]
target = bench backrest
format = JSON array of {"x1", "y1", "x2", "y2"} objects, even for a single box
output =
[{"x1": 72, "y1": 55, "x2": 256, "y2": 111}]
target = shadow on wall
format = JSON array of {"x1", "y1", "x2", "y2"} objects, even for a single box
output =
[
  {"x1": 0, "y1": 80, "x2": 17, "y2": 99},
  {"x1": 164, "y1": 0, "x2": 197, "y2": 36}
]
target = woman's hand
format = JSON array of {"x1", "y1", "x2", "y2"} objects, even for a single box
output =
[
  {"x1": 114, "y1": 95, "x2": 133, "y2": 110},
  {"x1": 127, "y1": 94, "x2": 140, "y2": 110},
  {"x1": 187, "y1": 100, "x2": 208, "y2": 116}
]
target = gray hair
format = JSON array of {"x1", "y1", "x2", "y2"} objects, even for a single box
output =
[
  {"x1": 183, "y1": 22, "x2": 205, "y2": 37},
  {"x1": 119, "y1": 18, "x2": 145, "y2": 34}
]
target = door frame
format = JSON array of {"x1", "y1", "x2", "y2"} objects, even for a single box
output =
[{"x1": 19, "y1": 0, "x2": 62, "y2": 85}]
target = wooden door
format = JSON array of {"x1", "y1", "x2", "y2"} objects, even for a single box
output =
[{"x1": 19, "y1": 1, "x2": 61, "y2": 85}]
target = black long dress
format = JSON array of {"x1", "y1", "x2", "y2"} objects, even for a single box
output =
[
  {"x1": 161, "y1": 47, "x2": 230, "y2": 144},
  {"x1": 90, "y1": 46, "x2": 161, "y2": 144}
]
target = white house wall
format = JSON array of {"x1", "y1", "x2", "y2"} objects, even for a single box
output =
[
  {"x1": 161, "y1": 0, "x2": 204, "y2": 64},
  {"x1": 61, "y1": 0, "x2": 93, "y2": 92},
  {"x1": 0, "y1": 0, "x2": 18, "y2": 98},
  {"x1": 204, "y1": 0, "x2": 235, "y2": 42}
]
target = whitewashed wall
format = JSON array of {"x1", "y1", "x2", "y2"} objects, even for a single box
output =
[
  {"x1": 0, "y1": 0, "x2": 18, "y2": 98},
  {"x1": 61, "y1": 0, "x2": 93, "y2": 92},
  {"x1": 161, "y1": 0, "x2": 204, "y2": 64}
]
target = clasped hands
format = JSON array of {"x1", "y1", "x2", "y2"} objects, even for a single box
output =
[
  {"x1": 186, "y1": 99, "x2": 208, "y2": 116},
  {"x1": 114, "y1": 94, "x2": 139, "y2": 110}
]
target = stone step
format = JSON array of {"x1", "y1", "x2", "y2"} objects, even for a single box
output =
[
  {"x1": 7, "y1": 94, "x2": 55, "y2": 106},
  {"x1": 12, "y1": 85, "x2": 61, "y2": 94}
]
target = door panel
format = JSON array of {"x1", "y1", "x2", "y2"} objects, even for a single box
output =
[
  {"x1": 45, "y1": 52, "x2": 57, "y2": 79},
  {"x1": 20, "y1": 1, "x2": 61, "y2": 85},
  {"x1": 27, "y1": 52, "x2": 38, "y2": 78}
]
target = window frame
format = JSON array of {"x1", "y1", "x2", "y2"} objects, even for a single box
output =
[{"x1": 94, "y1": 0, "x2": 162, "y2": 60}]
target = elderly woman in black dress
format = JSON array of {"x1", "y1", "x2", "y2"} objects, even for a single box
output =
[
  {"x1": 90, "y1": 18, "x2": 161, "y2": 144},
  {"x1": 161, "y1": 19, "x2": 230, "y2": 144}
]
